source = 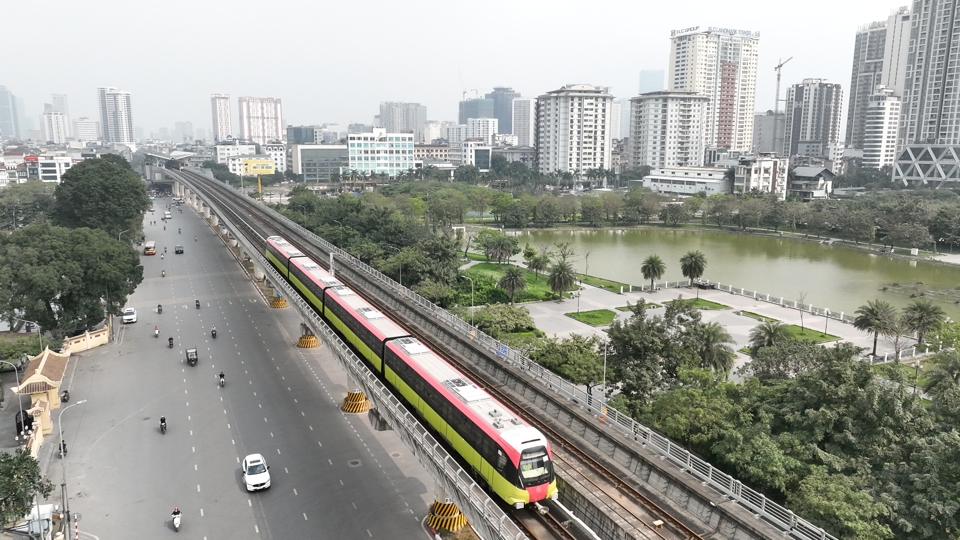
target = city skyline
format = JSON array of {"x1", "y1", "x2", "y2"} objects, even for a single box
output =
[{"x1": 5, "y1": 0, "x2": 891, "y2": 136}]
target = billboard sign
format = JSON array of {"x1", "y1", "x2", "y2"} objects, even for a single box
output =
[{"x1": 241, "y1": 157, "x2": 275, "y2": 176}]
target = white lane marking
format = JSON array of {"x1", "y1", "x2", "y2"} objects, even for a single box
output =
[
  {"x1": 303, "y1": 513, "x2": 308, "y2": 521},
  {"x1": 194, "y1": 464, "x2": 197, "y2": 471},
  {"x1": 277, "y1": 449, "x2": 281, "y2": 455},
  {"x1": 248, "y1": 500, "x2": 252, "y2": 507},
  {"x1": 197, "y1": 485, "x2": 201, "y2": 492},
  {"x1": 192, "y1": 447, "x2": 195, "y2": 453},
  {"x1": 200, "y1": 508, "x2": 204, "y2": 517},
  {"x1": 190, "y1": 430, "x2": 193, "y2": 436},
  {"x1": 293, "y1": 488, "x2": 298, "y2": 495},
  {"x1": 255, "y1": 525, "x2": 259, "y2": 533},
  {"x1": 309, "y1": 426, "x2": 313, "y2": 431},
  {"x1": 284, "y1": 467, "x2": 288, "y2": 474}
]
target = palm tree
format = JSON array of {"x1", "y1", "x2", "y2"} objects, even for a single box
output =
[
  {"x1": 640, "y1": 254, "x2": 666, "y2": 291},
  {"x1": 679, "y1": 250, "x2": 708, "y2": 298},
  {"x1": 903, "y1": 298, "x2": 946, "y2": 346},
  {"x1": 547, "y1": 261, "x2": 577, "y2": 301},
  {"x1": 498, "y1": 267, "x2": 527, "y2": 305},
  {"x1": 528, "y1": 254, "x2": 550, "y2": 282},
  {"x1": 853, "y1": 299, "x2": 897, "y2": 356},
  {"x1": 697, "y1": 322, "x2": 736, "y2": 373},
  {"x1": 748, "y1": 320, "x2": 791, "y2": 355},
  {"x1": 923, "y1": 349, "x2": 960, "y2": 395},
  {"x1": 485, "y1": 235, "x2": 514, "y2": 264}
]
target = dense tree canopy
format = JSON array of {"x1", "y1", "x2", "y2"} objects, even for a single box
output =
[
  {"x1": 0, "y1": 449, "x2": 54, "y2": 526},
  {"x1": 52, "y1": 157, "x2": 150, "y2": 238},
  {"x1": 0, "y1": 222, "x2": 143, "y2": 336},
  {"x1": 0, "y1": 180, "x2": 56, "y2": 231}
]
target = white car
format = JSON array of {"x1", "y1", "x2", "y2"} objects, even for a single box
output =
[
  {"x1": 242, "y1": 454, "x2": 271, "y2": 491},
  {"x1": 122, "y1": 308, "x2": 137, "y2": 324}
]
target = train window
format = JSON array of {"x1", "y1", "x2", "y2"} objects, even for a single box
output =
[{"x1": 496, "y1": 450, "x2": 507, "y2": 471}]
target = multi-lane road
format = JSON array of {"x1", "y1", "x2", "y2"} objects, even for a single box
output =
[{"x1": 50, "y1": 199, "x2": 435, "y2": 539}]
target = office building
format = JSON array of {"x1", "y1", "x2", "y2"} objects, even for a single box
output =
[
  {"x1": 238, "y1": 96, "x2": 283, "y2": 145},
  {"x1": 846, "y1": 6, "x2": 912, "y2": 150},
  {"x1": 41, "y1": 111, "x2": 69, "y2": 144},
  {"x1": 263, "y1": 142, "x2": 286, "y2": 174},
  {"x1": 214, "y1": 140, "x2": 258, "y2": 164},
  {"x1": 459, "y1": 98, "x2": 494, "y2": 125},
  {"x1": 73, "y1": 117, "x2": 100, "y2": 141},
  {"x1": 290, "y1": 144, "x2": 349, "y2": 183},
  {"x1": 97, "y1": 86, "x2": 134, "y2": 144},
  {"x1": 629, "y1": 91, "x2": 709, "y2": 169},
  {"x1": 733, "y1": 153, "x2": 788, "y2": 199},
  {"x1": 637, "y1": 166, "x2": 731, "y2": 197},
  {"x1": 493, "y1": 146, "x2": 536, "y2": 167},
  {"x1": 512, "y1": 98, "x2": 536, "y2": 147},
  {"x1": 752, "y1": 110, "x2": 784, "y2": 153},
  {"x1": 0, "y1": 86, "x2": 20, "y2": 140},
  {"x1": 414, "y1": 144, "x2": 451, "y2": 163},
  {"x1": 466, "y1": 117, "x2": 498, "y2": 145},
  {"x1": 38, "y1": 153, "x2": 77, "y2": 183},
  {"x1": 287, "y1": 125, "x2": 322, "y2": 145},
  {"x1": 347, "y1": 127, "x2": 415, "y2": 177},
  {"x1": 782, "y1": 79, "x2": 843, "y2": 158},
  {"x1": 486, "y1": 87, "x2": 520, "y2": 134},
  {"x1": 667, "y1": 26, "x2": 760, "y2": 152},
  {"x1": 610, "y1": 102, "x2": 622, "y2": 141},
  {"x1": 211, "y1": 94, "x2": 232, "y2": 142},
  {"x1": 639, "y1": 70, "x2": 666, "y2": 93},
  {"x1": 862, "y1": 87, "x2": 901, "y2": 169},
  {"x1": 51, "y1": 94, "x2": 70, "y2": 136},
  {"x1": 378, "y1": 102, "x2": 427, "y2": 141},
  {"x1": 450, "y1": 140, "x2": 493, "y2": 171},
  {"x1": 446, "y1": 124, "x2": 468, "y2": 144},
  {"x1": 421, "y1": 121, "x2": 444, "y2": 144},
  {"x1": 535, "y1": 84, "x2": 614, "y2": 176}
]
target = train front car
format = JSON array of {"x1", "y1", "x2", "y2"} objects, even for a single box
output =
[
  {"x1": 383, "y1": 338, "x2": 557, "y2": 508},
  {"x1": 264, "y1": 236, "x2": 305, "y2": 278}
]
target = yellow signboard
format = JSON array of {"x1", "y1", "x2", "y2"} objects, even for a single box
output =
[{"x1": 241, "y1": 158, "x2": 275, "y2": 176}]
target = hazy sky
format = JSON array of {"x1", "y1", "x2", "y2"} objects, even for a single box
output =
[{"x1": 8, "y1": 0, "x2": 900, "y2": 135}]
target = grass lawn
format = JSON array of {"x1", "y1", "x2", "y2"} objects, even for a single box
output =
[
  {"x1": 782, "y1": 325, "x2": 839, "y2": 343},
  {"x1": 739, "y1": 310, "x2": 778, "y2": 322},
  {"x1": 464, "y1": 262, "x2": 573, "y2": 301},
  {"x1": 617, "y1": 302, "x2": 661, "y2": 311},
  {"x1": 871, "y1": 359, "x2": 938, "y2": 390},
  {"x1": 576, "y1": 274, "x2": 634, "y2": 293},
  {"x1": 565, "y1": 309, "x2": 618, "y2": 326},
  {"x1": 463, "y1": 252, "x2": 489, "y2": 262},
  {"x1": 665, "y1": 298, "x2": 731, "y2": 310}
]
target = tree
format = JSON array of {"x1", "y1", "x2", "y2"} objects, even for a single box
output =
[
  {"x1": 527, "y1": 253, "x2": 550, "y2": 282},
  {"x1": 579, "y1": 195, "x2": 604, "y2": 226},
  {"x1": 498, "y1": 267, "x2": 527, "y2": 305},
  {"x1": 748, "y1": 320, "x2": 791, "y2": 355},
  {"x1": 786, "y1": 467, "x2": 893, "y2": 540},
  {"x1": 695, "y1": 322, "x2": 736, "y2": 373},
  {"x1": 547, "y1": 261, "x2": 576, "y2": 301},
  {"x1": 532, "y1": 334, "x2": 605, "y2": 403},
  {"x1": 0, "y1": 449, "x2": 54, "y2": 526},
  {"x1": 470, "y1": 304, "x2": 537, "y2": 337},
  {"x1": 659, "y1": 204, "x2": 690, "y2": 226},
  {"x1": 0, "y1": 222, "x2": 143, "y2": 336},
  {"x1": 742, "y1": 340, "x2": 833, "y2": 381},
  {"x1": 0, "y1": 180, "x2": 57, "y2": 231},
  {"x1": 902, "y1": 298, "x2": 946, "y2": 345},
  {"x1": 679, "y1": 250, "x2": 707, "y2": 298},
  {"x1": 467, "y1": 187, "x2": 493, "y2": 222},
  {"x1": 52, "y1": 157, "x2": 151, "y2": 238},
  {"x1": 853, "y1": 300, "x2": 897, "y2": 356},
  {"x1": 923, "y1": 349, "x2": 960, "y2": 396},
  {"x1": 640, "y1": 254, "x2": 666, "y2": 290}
]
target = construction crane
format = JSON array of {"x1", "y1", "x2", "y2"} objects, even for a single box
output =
[{"x1": 773, "y1": 57, "x2": 793, "y2": 155}]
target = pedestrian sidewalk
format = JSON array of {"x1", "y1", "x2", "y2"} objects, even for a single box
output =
[{"x1": 523, "y1": 281, "x2": 909, "y2": 372}]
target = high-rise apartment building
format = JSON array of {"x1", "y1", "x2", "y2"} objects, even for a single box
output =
[
  {"x1": 378, "y1": 102, "x2": 428, "y2": 142},
  {"x1": 459, "y1": 98, "x2": 494, "y2": 125},
  {"x1": 41, "y1": 111, "x2": 69, "y2": 144},
  {"x1": 863, "y1": 87, "x2": 901, "y2": 169},
  {"x1": 466, "y1": 118, "x2": 498, "y2": 145},
  {"x1": 512, "y1": 98, "x2": 535, "y2": 147},
  {"x1": 211, "y1": 94, "x2": 233, "y2": 142},
  {"x1": 752, "y1": 111, "x2": 784, "y2": 153},
  {"x1": 846, "y1": 6, "x2": 912, "y2": 150},
  {"x1": 0, "y1": 86, "x2": 20, "y2": 140},
  {"x1": 485, "y1": 87, "x2": 520, "y2": 134},
  {"x1": 535, "y1": 84, "x2": 614, "y2": 176},
  {"x1": 667, "y1": 26, "x2": 759, "y2": 153},
  {"x1": 238, "y1": 96, "x2": 283, "y2": 145},
  {"x1": 73, "y1": 117, "x2": 100, "y2": 141},
  {"x1": 629, "y1": 91, "x2": 709, "y2": 169},
  {"x1": 782, "y1": 79, "x2": 843, "y2": 158},
  {"x1": 894, "y1": 0, "x2": 960, "y2": 184},
  {"x1": 347, "y1": 128, "x2": 415, "y2": 177},
  {"x1": 97, "y1": 86, "x2": 134, "y2": 144}
]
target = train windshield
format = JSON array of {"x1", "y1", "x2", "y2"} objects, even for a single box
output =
[{"x1": 517, "y1": 447, "x2": 552, "y2": 487}]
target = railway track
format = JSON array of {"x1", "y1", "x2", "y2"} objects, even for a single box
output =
[{"x1": 170, "y1": 170, "x2": 704, "y2": 540}]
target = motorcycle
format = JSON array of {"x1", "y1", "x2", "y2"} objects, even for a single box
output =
[
  {"x1": 195, "y1": 300, "x2": 200, "y2": 310},
  {"x1": 61, "y1": 390, "x2": 70, "y2": 403},
  {"x1": 162, "y1": 270, "x2": 166, "y2": 277},
  {"x1": 218, "y1": 376, "x2": 225, "y2": 388},
  {"x1": 211, "y1": 328, "x2": 217, "y2": 339},
  {"x1": 157, "y1": 304, "x2": 163, "y2": 314},
  {"x1": 60, "y1": 441, "x2": 67, "y2": 458},
  {"x1": 171, "y1": 510, "x2": 181, "y2": 531},
  {"x1": 154, "y1": 328, "x2": 159, "y2": 338},
  {"x1": 168, "y1": 337, "x2": 174, "y2": 349}
]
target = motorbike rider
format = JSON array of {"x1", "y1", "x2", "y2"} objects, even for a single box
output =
[
  {"x1": 157, "y1": 304, "x2": 162, "y2": 314},
  {"x1": 211, "y1": 325, "x2": 217, "y2": 338},
  {"x1": 178, "y1": 228, "x2": 181, "y2": 234},
  {"x1": 171, "y1": 506, "x2": 180, "y2": 519},
  {"x1": 194, "y1": 235, "x2": 197, "y2": 242},
  {"x1": 195, "y1": 299, "x2": 200, "y2": 309},
  {"x1": 61, "y1": 440, "x2": 67, "y2": 455},
  {"x1": 218, "y1": 371, "x2": 225, "y2": 386},
  {"x1": 160, "y1": 416, "x2": 166, "y2": 430},
  {"x1": 168, "y1": 336, "x2": 174, "y2": 347},
  {"x1": 61, "y1": 389, "x2": 70, "y2": 402},
  {"x1": 154, "y1": 326, "x2": 159, "y2": 337},
  {"x1": 162, "y1": 269, "x2": 166, "y2": 277}
]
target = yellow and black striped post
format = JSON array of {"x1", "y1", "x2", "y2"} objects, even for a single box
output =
[
  {"x1": 297, "y1": 324, "x2": 320, "y2": 348},
  {"x1": 269, "y1": 290, "x2": 288, "y2": 309},
  {"x1": 426, "y1": 499, "x2": 467, "y2": 532},
  {"x1": 340, "y1": 389, "x2": 371, "y2": 413}
]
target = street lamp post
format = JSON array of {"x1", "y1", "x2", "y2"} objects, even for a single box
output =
[
  {"x1": 58, "y1": 400, "x2": 87, "y2": 525},
  {"x1": 0, "y1": 360, "x2": 24, "y2": 432},
  {"x1": 333, "y1": 219, "x2": 344, "y2": 246},
  {"x1": 118, "y1": 229, "x2": 129, "y2": 242},
  {"x1": 824, "y1": 309, "x2": 830, "y2": 336},
  {"x1": 463, "y1": 276, "x2": 474, "y2": 327}
]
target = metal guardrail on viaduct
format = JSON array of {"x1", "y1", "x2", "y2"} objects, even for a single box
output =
[{"x1": 167, "y1": 168, "x2": 837, "y2": 540}]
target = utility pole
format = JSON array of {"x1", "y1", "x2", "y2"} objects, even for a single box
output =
[{"x1": 773, "y1": 57, "x2": 793, "y2": 156}]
